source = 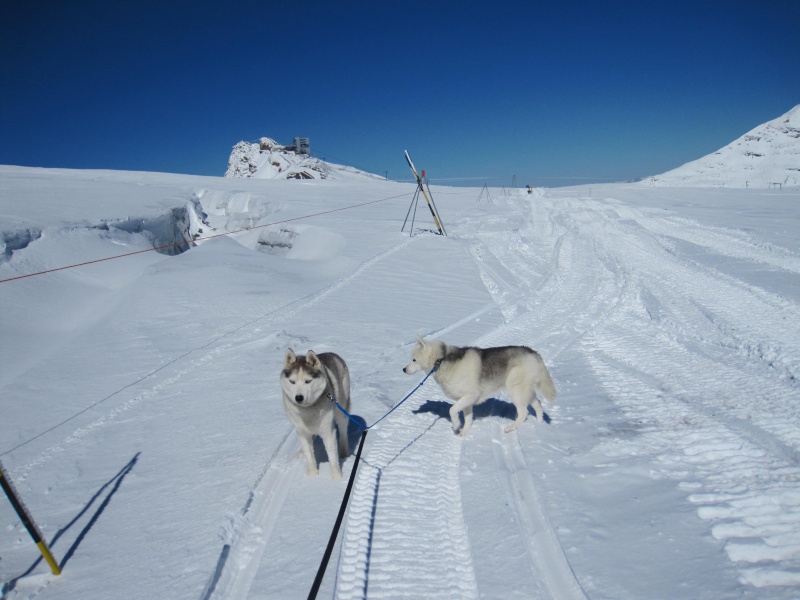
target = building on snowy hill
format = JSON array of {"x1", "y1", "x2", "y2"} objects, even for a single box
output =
[
  {"x1": 224, "y1": 136, "x2": 384, "y2": 181},
  {"x1": 294, "y1": 137, "x2": 310, "y2": 155},
  {"x1": 225, "y1": 136, "x2": 320, "y2": 179}
]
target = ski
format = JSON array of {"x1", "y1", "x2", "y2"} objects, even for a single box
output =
[{"x1": 403, "y1": 150, "x2": 446, "y2": 236}]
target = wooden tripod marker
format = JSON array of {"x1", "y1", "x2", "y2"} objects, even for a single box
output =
[
  {"x1": 0, "y1": 460, "x2": 61, "y2": 575},
  {"x1": 402, "y1": 150, "x2": 446, "y2": 236}
]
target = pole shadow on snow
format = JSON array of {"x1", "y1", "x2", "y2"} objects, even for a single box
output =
[
  {"x1": 4, "y1": 453, "x2": 140, "y2": 593},
  {"x1": 413, "y1": 398, "x2": 551, "y2": 427}
]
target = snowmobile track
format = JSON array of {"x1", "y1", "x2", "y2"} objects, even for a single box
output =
[{"x1": 336, "y1": 412, "x2": 479, "y2": 599}]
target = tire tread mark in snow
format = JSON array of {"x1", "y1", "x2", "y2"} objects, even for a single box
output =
[{"x1": 336, "y1": 412, "x2": 479, "y2": 599}]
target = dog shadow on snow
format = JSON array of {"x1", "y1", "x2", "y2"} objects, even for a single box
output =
[
  {"x1": 311, "y1": 415, "x2": 368, "y2": 468},
  {"x1": 412, "y1": 398, "x2": 551, "y2": 427}
]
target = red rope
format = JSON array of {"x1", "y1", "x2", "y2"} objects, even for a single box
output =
[{"x1": 0, "y1": 192, "x2": 410, "y2": 284}]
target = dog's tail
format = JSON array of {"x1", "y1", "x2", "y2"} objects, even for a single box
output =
[{"x1": 538, "y1": 365, "x2": 557, "y2": 405}]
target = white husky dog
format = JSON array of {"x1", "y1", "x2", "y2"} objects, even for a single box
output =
[
  {"x1": 281, "y1": 348, "x2": 351, "y2": 479},
  {"x1": 403, "y1": 336, "x2": 556, "y2": 435}
]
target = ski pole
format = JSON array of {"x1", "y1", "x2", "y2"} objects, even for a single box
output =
[{"x1": 0, "y1": 460, "x2": 61, "y2": 575}]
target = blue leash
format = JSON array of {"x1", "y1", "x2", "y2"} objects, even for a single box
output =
[{"x1": 330, "y1": 361, "x2": 440, "y2": 431}]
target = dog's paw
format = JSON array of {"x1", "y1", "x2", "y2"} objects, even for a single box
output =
[
  {"x1": 330, "y1": 470, "x2": 343, "y2": 481},
  {"x1": 504, "y1": 424, "x2": 518, "y2": 433}
]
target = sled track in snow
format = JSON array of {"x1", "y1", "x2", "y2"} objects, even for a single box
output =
[
  {"x1": 336, "y1": 412, "x2": 479, "y2": 599},
  {"x1": 578, "y1": 202, "x2": 800, "y2": 587},
  {"x1": 528, "y1": 194, "x2": 800, "y2": 590},
  {"x1": 197, "y1": 237, "x2": 419, "y2": 600},
  {"x1": 491, "y1": 429, "x2": 587, "y2": 600},
  {"x1": 202, "y1": 430, "x2": 299, "y2": 600},
  {"x1": 333, "y1": 198, "x2": 602, "y2": 599},
  {"x1": 449, "y1": 196, "x2": 626, "y2": 598}
]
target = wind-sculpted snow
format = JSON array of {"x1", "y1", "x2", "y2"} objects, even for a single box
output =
[
  {"x1": 0, "y1": 200, "x2": 203, "y2": 278},
  {"x1": 1, "y1": 228, "x2": 41, "y2": 263}
]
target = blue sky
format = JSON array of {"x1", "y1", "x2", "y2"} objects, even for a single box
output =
[{"x1": 2, "y1": 1, "x2": 799, "y2": 186}]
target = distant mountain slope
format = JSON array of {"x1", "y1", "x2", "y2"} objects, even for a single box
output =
[
  {"x1": 651, "y1": 104, "x2": 800, "y2": 188},
  {"x1": 224, "y1": 137, "x2": 383, "y2": 181}
]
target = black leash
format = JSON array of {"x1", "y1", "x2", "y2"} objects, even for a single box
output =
[{"x1": 307, "y1": 428, "x2": 368, "y2": 600}]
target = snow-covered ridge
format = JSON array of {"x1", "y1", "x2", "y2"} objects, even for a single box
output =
[
  {"x1": 224, "y1": 136, "x2": 382, "y2": 181},
  {"x1": 651, "y1": 104, "x2": 800, "y2": 188}
]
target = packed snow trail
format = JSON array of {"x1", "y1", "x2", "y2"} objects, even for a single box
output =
[
  {"x1": 203, "y1": 211, "x2": 505, "y2": 600},
  {"x1": 336, "y1": 409, "x2": 479, "y2": 599},
  {"x1": 524, "y1": 190, "x2": 800, "y2": 593},
  {"x1": 571, "y1": 195, "x2": 800, "y2": 590},
  {"x1": 334, "y1": 192, "x2": 601, "y2": 599},
  {"x1": 335, "y1": 186, "x2": 800, "y2": 598}
]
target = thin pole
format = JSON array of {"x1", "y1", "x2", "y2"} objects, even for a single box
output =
[
  {"x1": 0, "y1": 460, "x2": 61, "y2": 575},
  {"x1": 401, "y1": 184, "x2": 420, "y2": 234}
]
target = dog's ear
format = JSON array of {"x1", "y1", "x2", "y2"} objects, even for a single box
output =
[
  {"x1": 306, "y1": 350, "x2": 320, "y2": 369},
  {"x1": 285, "y1": 348, "x2": 297, "y2": 367},
  {"x1": 416, "y1": 333, "x2": 425, "y2": 347}
]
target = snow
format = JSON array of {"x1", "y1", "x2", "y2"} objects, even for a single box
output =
[
  {"x1": 1, "y1": 161, "x2": 799, "y2": 599},
  {"x1": 650, "y1": 104, "x2": 800, "y2": 189}
]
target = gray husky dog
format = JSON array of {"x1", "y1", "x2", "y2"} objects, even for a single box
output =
[
  {"x1": 281, "y1": 348, "x2": 351, "y2": 479},
  {"x1": 403, "y1": 336, "x2": 556, "y2": 435}
]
